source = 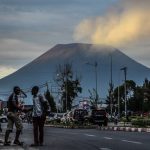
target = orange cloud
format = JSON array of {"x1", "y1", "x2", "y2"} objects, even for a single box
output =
[
  {"x1": 74, "y1": 1, "x2": 150, "y2": 47},
  {"x1": 0, "y1": 66, "x2": 16, "y2": 79}
]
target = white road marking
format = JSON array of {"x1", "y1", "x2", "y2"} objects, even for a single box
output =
[
  {"x1": 100, "y1": 148, "x2": 112, "y2": 150},
  {"x1": 104, "y1": 137, "x2": 113, "y2": 140},
  {"x1": 122, "y1": 140, "x2": 142, "y2": 145},
  {"x1": 84, "y1": 134, "x2": 96, "y2": 137}
]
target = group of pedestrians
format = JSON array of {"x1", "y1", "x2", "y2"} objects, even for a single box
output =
[{"x1": 3, "y1": 85, "x2": 47, "y2": 147}]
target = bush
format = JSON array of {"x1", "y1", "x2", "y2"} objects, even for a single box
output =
[{"x1": 131, "y1": 118, "x2": 150, "y2": 127}]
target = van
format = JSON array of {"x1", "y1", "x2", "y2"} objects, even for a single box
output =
[{"x1": 91, "y1": 109, "x2": 108, "y2": 126}]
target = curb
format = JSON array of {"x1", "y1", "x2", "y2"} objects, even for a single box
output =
[
  {"x1": 45, "y1": 124, "x2": 150, "y2": 132},
  {"x1": 97, "y1": 126, "x2": 150, "y2": 133},
  {"x1": 45, "y1": 124, "x2": 96, "y2": 129}
]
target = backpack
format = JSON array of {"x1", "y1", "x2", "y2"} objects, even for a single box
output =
[
  {"x1": 39, "y1": 95, "x2": 50, "y2": 116},
  {"x1": 7, "y1": 94, "x2": 18, "y2": 111}
]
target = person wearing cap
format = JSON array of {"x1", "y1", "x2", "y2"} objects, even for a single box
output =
[{"x1": 4, "y1": 86, "x2": 27, "y2": 146}]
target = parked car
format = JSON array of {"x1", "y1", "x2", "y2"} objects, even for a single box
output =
[
  {"x1": 46, "y1": 113, "x2": 55, "y2": 122},
  {"x1": 66, "y1": 111, "x2": 74, "y2": 122},
  {"x1": 90, "y1": 109, "x2": 108, "y2": 126},
  {"x1": 0, "y1": 115, "x2": 8, "y2": 123},
  {"x1": 52, "y1": 113, "x2": 64, "y2": 123},
  {"x1": 73, "y1": 109, "x2": 88, "y2": 123},
  {"x1": 61, "y1": 113, "x2": 67, "y2": 123}
]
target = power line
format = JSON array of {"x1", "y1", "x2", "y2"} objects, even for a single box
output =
[{"x1": 0, "y1": 80, "x2": 52, "y2": 96}]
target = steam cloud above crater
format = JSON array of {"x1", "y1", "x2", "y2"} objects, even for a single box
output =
[{"x1": 74, "y1": 0, "x2": 150, "y2": 47}]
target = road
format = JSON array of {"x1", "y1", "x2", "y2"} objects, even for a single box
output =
[{"x1": 0, "y1": 123, "x2": 150, "y2": 150}]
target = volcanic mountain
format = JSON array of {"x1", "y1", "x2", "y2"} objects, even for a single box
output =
[{"x1": 0, "y1": 43, "x2": 150, "y2": 101}]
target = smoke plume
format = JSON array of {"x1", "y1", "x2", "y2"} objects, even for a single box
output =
[{"x1": 74, "y1": 0, "x2": 150, "y2": 47}]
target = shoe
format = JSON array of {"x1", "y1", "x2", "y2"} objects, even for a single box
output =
[
  {"x1": 30, "y1": 143, "x2": 39, "y2": 147},
  {"x1": 14, "y1": 140, "x2": 23, "y2": 146},
  {"x1": 3, "y1": 141, "x2": 11, "y2": 146}
]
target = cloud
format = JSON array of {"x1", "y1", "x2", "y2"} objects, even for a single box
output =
[
  {"x1": 0, "y1": 38, "x2": 48, "y2": 58},
  {"x1": 0, "y1": 66, "x2": 16, "y2": 79},
  {"x1": 0, "y1": 38, "x2": 49, "y2": 67},
  {"x1": 74, "y1": 0, "x2": 150, "y2": 47}
]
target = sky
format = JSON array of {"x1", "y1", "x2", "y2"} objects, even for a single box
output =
[{"x1": 0, "y1": 0, "x2": 150, "y2": 79}]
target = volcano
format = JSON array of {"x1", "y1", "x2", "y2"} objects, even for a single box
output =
[{"x1": 0, "y1": 43, "x2": 150, "y2": 102}]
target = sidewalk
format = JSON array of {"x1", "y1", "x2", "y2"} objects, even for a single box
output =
[{"x1": 0, "y1": 132, "x2": 38, "y2": 150}]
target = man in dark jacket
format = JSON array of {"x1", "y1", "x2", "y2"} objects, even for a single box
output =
[{"x1": 4, "y1": 86, "x2": 27, "y2": 146}]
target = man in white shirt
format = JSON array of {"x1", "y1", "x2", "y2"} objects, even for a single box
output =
[{"x1": 30, "y1": 86, "x2": 46, "y2": 146}]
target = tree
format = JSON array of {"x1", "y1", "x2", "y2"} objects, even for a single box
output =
[
  {"x1": 45, "y1": 89, "x2": 57, "y2": 112},
  {"x1": 55, "y1": 63, "x2": 82, "y2": 112},
  {"x1": 112, "y1": 80, "x2": 136, "y2": 115},
  {"x1": 88, "y1": 88, "x2": 100, "y2": 108},
  {"x1": 106, "y1": 83, "x2": 115, "y2": 116},
  {"x1": 142, "y1": 78, "x2": 150, "y2": 112}
]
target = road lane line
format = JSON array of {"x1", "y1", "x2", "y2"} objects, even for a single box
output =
[
  {"x1": 84, "y1": 134, "x2": 96, "y2": 137},
  {"x1": 100, "y1": 148, "x2": 112, "y2": 150},
  {"x1": 104, "y1": 137, "x2": 113, "y2": 140},
  {"x1": 122, "y1": 140, "x2": 142, "y2": 145}
]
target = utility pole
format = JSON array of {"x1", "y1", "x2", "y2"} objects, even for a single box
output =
[
  {"x1": 65, "y1": 65, "x2": 68, "y2": 112},
  {"x1": 95, "y1": 61, "x2": 98, "y2": 105},
  {"x1": 118, "y1": 86, "x2": 120, "y2": 118},
  {"x1": 86, "y1": 61, "x2": 98, "y2": 106},
  {"x1": 110, "y1": 54, "x2": 114, "y2": 119},
  {"x1": 120, "y1": 67, "x2": 127, "y2": 118}
]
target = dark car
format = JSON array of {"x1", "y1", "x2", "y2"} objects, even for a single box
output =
[
  {"x1": 73, "y1": 109, "x2": 88, "y2": 123},
  {"x1": 91, "y1": 109, "x2": 108, "y2": 126}
]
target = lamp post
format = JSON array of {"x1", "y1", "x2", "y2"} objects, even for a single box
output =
[
  {"x1": 117, "y1": 85, "x2": 120, "y2": 118},
  {"x1": 110, "y1": 54, "x2": 113, "y2": 119},
  {"x1": 117, "y1": 70, "x2": 121, "y2": 119},
  {"x1": 86, "y1": 61, "x2": 98, "y2": 106},
  {"x1": 120, "y1": 67, "x2": 127, "y2": 118}
]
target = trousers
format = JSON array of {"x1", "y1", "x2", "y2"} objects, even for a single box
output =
[{"x1": 32, "y1": 116, "x2": 45, "y2": 144}]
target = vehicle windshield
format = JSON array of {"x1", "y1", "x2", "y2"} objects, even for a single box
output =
[
  {"x1": 74, "y1": 110, "x2": 87, "y2": 116},
  {"x1": 92, "y1": 110, "x2": 106, "y2": 115}
]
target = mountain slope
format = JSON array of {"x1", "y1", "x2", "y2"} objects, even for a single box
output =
[{"x1": 0, "y1": 43, "x2": 149, "y2": 100}]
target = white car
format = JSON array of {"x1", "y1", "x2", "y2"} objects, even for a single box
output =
[
  {"x1": 66, "y1": 111, "x2": 74, "y2": 122},
  {"x1": 61, "y1": 113, "x2": 67, "y2": 123}
]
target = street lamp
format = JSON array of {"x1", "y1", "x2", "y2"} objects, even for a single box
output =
[
  {"x1": 64, "y1": 66, "x2": 68, "y2": 112},
  {"x1": 120, "y1": 67, "x2": 127, "y2": 118},
  {"x1": 117, "y1": 85, "x2": 120, "y2": 119},
  {"x1": 86, "y1": 61, "x2": 98, "y2": 106},
  {"x1": 109, "y1": 54, "x2": 113, "y2": 119}
]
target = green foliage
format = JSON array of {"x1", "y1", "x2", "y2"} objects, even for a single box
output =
[
  {"x1": 131, "y1": 118, "x2": 150, "y2": 127},
  {"x1": 45, "y1": 89, "x2": 57, "y2": 112},
  {"x1": 88, "y1": 88, "x2": 99, "y2": 107},
  {"x1": 111, "y1": 79, "x2": 150, "y2": 114},
  {"x1": 56, "y1": 63, "x2": 82, "y2": 112}
]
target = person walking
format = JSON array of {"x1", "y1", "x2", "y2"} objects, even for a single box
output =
[
  {"x1": 4, "y1": 86, "x2": 27, "y2": 146},
  {"x1": 30, "y1": 86, "x2": 47, "y2": 146}
]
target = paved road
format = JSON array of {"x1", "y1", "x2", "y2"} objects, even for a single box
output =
[{"x1": 0, "y1": 123, "x2": 150, "y2": 150}]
